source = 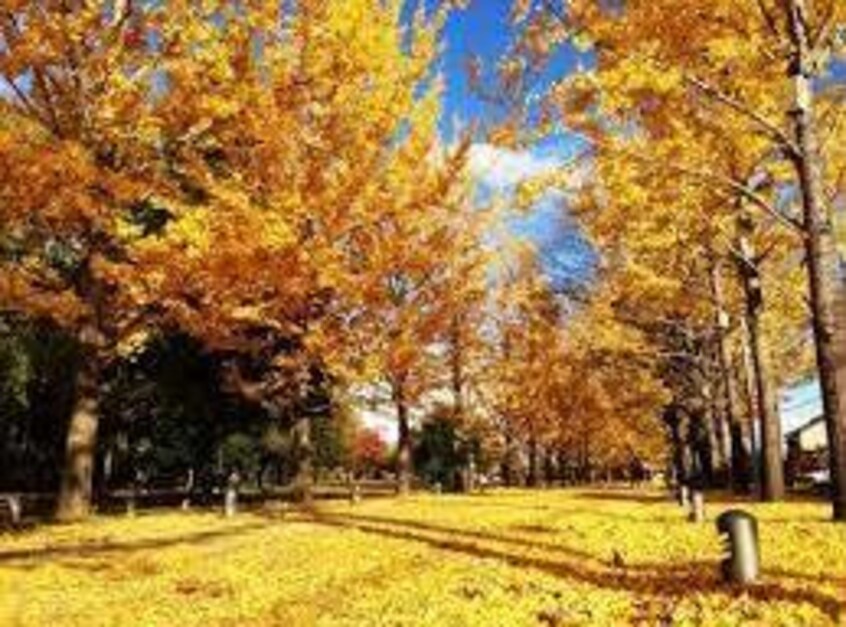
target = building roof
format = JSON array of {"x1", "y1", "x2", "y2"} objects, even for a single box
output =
[{"x1": 785, "y1": 415, "x2": 825, "y2": 439}]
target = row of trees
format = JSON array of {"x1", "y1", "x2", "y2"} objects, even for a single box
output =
[
  {"x1": 488, "y1": 0, "x2": 846, "y2": 519},
  {"x1": 0, "y1": 0, "x2": 499, "y2": 519},
  {"x1": 13, "y1": 0, "x2": 841, "y2": 524},
  {"x1": 0, "y1": 0, "x2": 681, "y2": 521}
]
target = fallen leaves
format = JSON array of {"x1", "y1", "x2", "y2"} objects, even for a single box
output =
[{"x1": 0, "y1": 490, "x2": 844, "y2": 626}]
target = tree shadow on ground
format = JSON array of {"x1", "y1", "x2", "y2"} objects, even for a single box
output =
[
  {"x1": 0, "y1": 520, "x2": 272, "y2": 569},
  {"x1": 282, "y1": 510, "x2": 602, "y2": 564},
  {"x1": 303, "y1": 510, "x2": 844, "y2": 622},
  {"x1": 429, "y1": 498, "x2": 555, "y2": 513},
  {"x1": 573, "y1": 490, "x2": 676, "y2": 505}
]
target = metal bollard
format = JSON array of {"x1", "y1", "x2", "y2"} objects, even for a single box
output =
[{"x1": 716, "y1": 509, "x2": 759, "y2": 584}]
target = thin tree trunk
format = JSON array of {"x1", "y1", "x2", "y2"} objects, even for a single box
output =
[
  {"x1": 543, "y1": 448, "x2": 556, "y2": 485},
  {"x1": 707, "y1": 376, "x2": 730, "y2": 481},
  {"x1": 784, "y1": 0, "x2": 846, "y2": 520},
  {"x1": 293, "y1": 414, "x2": 313, "y2": 504},
  {"x1": 56, "y1": 355, "x2": 100, "y2": 521},
  {"x1": 665, "y1": 406, "x2": 687, "y2": 492},
  {"x1": 450, "y1": 315, "x2": 464, "y2": 423},
  {"x1": 687, "y1": 408, "x2": 712, "y2": 489},
  {"x1": 394, "y1": 378, "x2": 412, "y2": 495},
  {"x1": 502, "y1": 426, "x2": 515, "y2": 487},
  {"x1": 738, "y1": 220, "x2": 784, "y2": 500},
  {"x1": 709, "y1": 261, "x2": 740, "y2": 484},
  {"x1": 739, "y1": 318, "x2": 759, "y2": 491},
  {"x1": 527, "y1": 436, "x2": 540, "y2": 487}
]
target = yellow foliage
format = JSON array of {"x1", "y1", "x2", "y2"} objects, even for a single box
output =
[{"x1": 1, "y1": 490, "x2": 844, "y2": 626}]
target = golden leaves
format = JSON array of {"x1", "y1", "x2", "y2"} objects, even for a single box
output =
[{"x1": 6, "y1": 490, "x2": 841, "y2": 625}]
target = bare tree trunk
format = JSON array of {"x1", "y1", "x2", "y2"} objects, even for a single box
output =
[
  {"x1": 527, "y1": 436, "x2": 540, "y2": 487},
  {"x1": 784, "y1": 0, "x2": 846, "y2": 520},
  {"x1": 707, "y1": 379, "x2": 730, "y2": 481},
  {"x1": 739, "y1": 319, "x2": 759, "y2": 492},
  {"x1": 687, "y1": 408, "x2": 713, "y2": 489},
  {"x1": 502, "y1": 426, "x2": 515, "y2": 487},
  {"x1": 543, "y1": 448, "x2": 556, "y2": 485},
  {"x1": 738, "y1": 219, "x2": 784, "y2": 500},
  {"x1": 56, "y1": 355, "x2": 100, "y2": 521},
  {"x1": 450, "y1": 315, "x2": 465, "y2": 423},
  {"x1": 292, "y1": 414, "x2": 313, "y2": 504},
  {"x1": 394, "y1": 378, "x2": 412, "y2": 495},
  {"x1": 665, "y1": 406, "x2": 687, "y2": 494},
  {"x1": 710, "y1": 261, "x2": 742, "y2": 486}
]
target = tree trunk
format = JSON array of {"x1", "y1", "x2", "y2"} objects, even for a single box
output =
[
  {"x1": 527, "y1": 437, "x2": 540, "y2": 487},
  {"x1": 450, "y1": 315, "x2": 465, "y2": 423},
  {"x1": 739, "y1": 317, "x2": 760, "y2": 491},
  {"x1": 394, "y1": 379, "x2": 412, "y2": 495},
  {"x1": 543, "y1": 448, "x2": 556, "y2": 485},
  {"x1": 665, "y1": 405, "x2": 687, "y2": 495},
  {"x1": 292, "y1": 415, "x2": 313, "y2": 504},
  {"x1": 707, "y1": 379, "x2": 730, "y2": 482},
  {"x1": 56, "y1": 355, "x2": 100, "y2": 521},
  {"x1": 710, "y1": 261, "x2": 742, "y2": 485},
  {"x1": 785, "y1": 0, "x2": 846, "y2": 520},
  {"x1": 687, "y1": 408, "x2": 713, "y2": 489},
  {"x1": 693, "y1": 365, "x2": 717, "y2": 487},
  {"x1": 738, "y1": 221, "x2": 784, "y2": 500},
  {"x1": 502, "y1": 427, "x2": 515, "y2": 487}
]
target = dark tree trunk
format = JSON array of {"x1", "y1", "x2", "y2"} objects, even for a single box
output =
[
  {"x1": 784, "y1": 0, "x2": 846, "y2": 521},
  {"x1": 527, "y1": 437, "x2": 540, "y2": 487},
  {"x1": 708, "y1": 262, "x2": 735, "y2": 479},
  {"x1": 687, "y1": 409, "x2": 713, "y2": 489},
  {"x1": 56, "y1": 354, "x2": 100, "y2": 521},
  {"x1": 710, "y1": 261, "x2": 752, "y2": 491},
  {"x1": 394, "y1": 378, "x2": 412, "y2": 495},
  {"x1": 292, "y1": 415, "x2": 313, "y2": 504},
  {"x1": 738, "y1": 219, "x2": 784, "y2": 500},
  {"x1": 707, "y1": 380, "x2": 730, "y2": 483},
  {"x1": 501, "y1": 427, "x2": 515, "y2": 487},
  {"x1": 450, "y1": 315, "x2": 464, "y2": 423},
  {"x1": 543, "y1": 448, "x2": 556, "y2": 485},
  {"x1": 665, "y1": 405, "x2": 687, "y2": 493},
  {"x1": 739, "y1": 318, "x2": 760, "y2": 492},
  {"x1": 556, "y1": 450, "x2": 568, "y2": 484}
]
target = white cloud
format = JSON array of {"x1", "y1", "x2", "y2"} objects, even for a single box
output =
[{"x1": 467, "y1": 143, "x2": 561, "y2": 191}]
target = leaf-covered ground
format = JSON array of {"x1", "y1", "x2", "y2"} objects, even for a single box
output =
[{"x1": 1, "y1": 489, "x2": 844, "y2": 626}]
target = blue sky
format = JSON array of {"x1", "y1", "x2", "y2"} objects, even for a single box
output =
[
  {"x1": 440, "y1": 0, "x2": 515, "y2": 132},
  {"x1": 434, "y1": 3, "x2": 832, "y2": 429},
  {"x1": 435, "y1": 1, "x2": 585, "y2": 132},
  {"x1": 781, "y1": 380, "x2": 823, "y2": 433},
  {"x1": 432, "y1": 1, "x2": 595, "y2": 288}
]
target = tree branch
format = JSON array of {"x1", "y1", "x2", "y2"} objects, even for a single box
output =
[{"x1": 684, "y1": 75, "x2": 800, "y2": 157}]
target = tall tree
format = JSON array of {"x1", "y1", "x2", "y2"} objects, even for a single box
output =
[{"x1": 506, "y1": 0, "x2": 844, "y2": 513}]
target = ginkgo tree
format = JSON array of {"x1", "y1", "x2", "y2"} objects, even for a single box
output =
[
  {"x1": 326, "y1": 134, "x2": 491, "y2": 494},
  {"x1": 0, "y1": 1, "x2": 201, "y2": 520},
  {"x1": 504, "y1": 0, "x2": 846, "y2": 519},
  {"x1": 0, "y1": 0, "x2": 463, "y2": 517},
  {"x1": 482, "y1": 246, "x2": 667, "y2": 485}
]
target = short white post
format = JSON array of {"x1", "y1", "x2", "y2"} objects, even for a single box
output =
[
  {"x1": 224, "y1": 471, "x2": 239, "y2": 518},
  {"x1": 7, "y1": 495, "x2": 21, "y2": 526},
  {"x1": 688, "y1": 489, "x2": 705, "y2": 523}
]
